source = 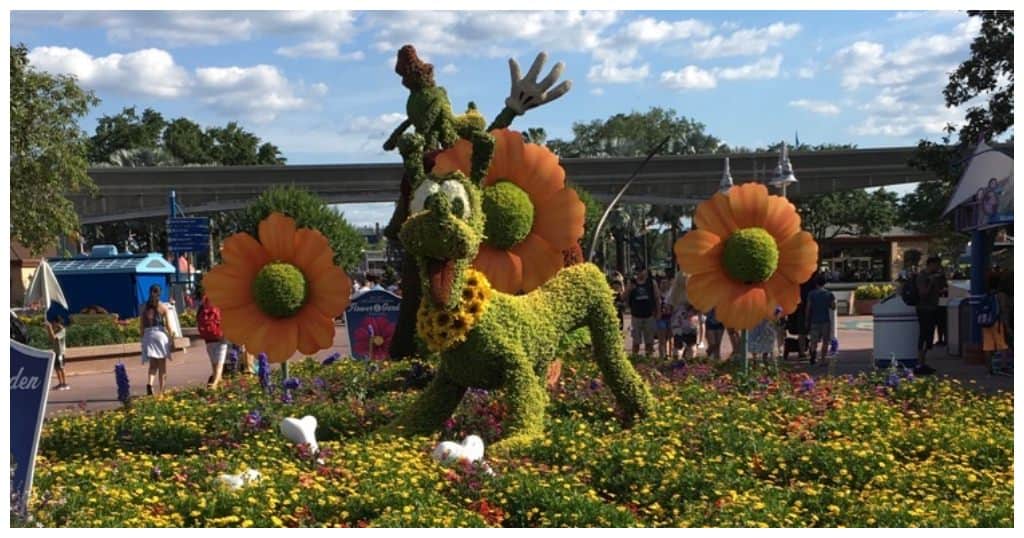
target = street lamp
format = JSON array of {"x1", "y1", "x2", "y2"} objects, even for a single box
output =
[
  {"x1": 719, "y1": 157, "x2": 734, "y2": 194},
  {"x1": 768, "y1": 141, "x2": 798, "y2": 199}
]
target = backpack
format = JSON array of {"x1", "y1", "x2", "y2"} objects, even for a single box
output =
[
  {"x1": 197, "y1": 302, "x2": 223, "y2": 341},
  {"x1": 900, "y1": 274, "x2": 920, "y2": 306},
  {"x1": 977, "y1": 293, "x2": 1000, "y2": 328}
]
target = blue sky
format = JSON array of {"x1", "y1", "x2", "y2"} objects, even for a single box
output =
[{"x1": 10, "y1": 9, "x2": 989, "y2": 226}]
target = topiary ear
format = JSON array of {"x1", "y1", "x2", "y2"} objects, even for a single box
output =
[
  {"x1": 398, "y1": 133, "x2": 427, "y2": 190},
  {"x1": 457, "y1": 126, "x2": 495, "y2": 187}
]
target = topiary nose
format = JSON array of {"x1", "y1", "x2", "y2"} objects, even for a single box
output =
[{"x1": 425, "y1": 193, "x2": 451, "y2": 215}]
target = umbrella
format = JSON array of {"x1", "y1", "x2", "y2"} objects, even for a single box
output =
[{"x1": 23, "y1": 259, "x2": 68, "y2": 310}]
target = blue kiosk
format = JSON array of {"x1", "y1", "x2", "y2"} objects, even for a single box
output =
[{"x1": 48, "y1": 245, "x2": 176, "y2": 320}]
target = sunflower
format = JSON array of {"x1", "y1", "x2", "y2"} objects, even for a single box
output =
[
  {"x1": 674, "y1": 182, "x2": 818, "y2": 330},
  {"x1": 432, "y1": 129, "x2": 585, "y2": 294},
  {"x1": 203, "y1": 212, "x2": 351, "y2": 362}
]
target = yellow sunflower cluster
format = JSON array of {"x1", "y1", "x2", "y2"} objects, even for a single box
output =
[{"x1": 416, "y1": 268, "x2": 493, "y2": 352}]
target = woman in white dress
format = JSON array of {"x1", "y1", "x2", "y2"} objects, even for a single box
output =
[{"x1": 140, "y1": 284, "x2": 173, "y2": 395}]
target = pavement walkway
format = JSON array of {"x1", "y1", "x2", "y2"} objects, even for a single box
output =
[{"x1": 44, "y1": 316, "x2": 1011, "y2": 418}]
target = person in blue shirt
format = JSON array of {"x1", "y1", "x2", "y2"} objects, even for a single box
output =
[{"x1": 804, "y1": 275, "x2": 836, "y2": 367}]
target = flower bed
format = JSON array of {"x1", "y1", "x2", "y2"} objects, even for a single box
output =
[{"x1": 20, "y1": 357, "x2": 1012, "y2": 528}]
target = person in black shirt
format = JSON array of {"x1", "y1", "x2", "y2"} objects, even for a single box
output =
[{"x1": 627, "y1": 268, "x2": 660, "y2": 357}]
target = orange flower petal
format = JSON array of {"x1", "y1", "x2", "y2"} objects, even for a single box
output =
[
  {"x1": 763, "y1": 195, "x2": 801, "y2": 244},
  {"x1": 729, "y1": 182, "x2": 770, "y2": 229},
  {"x1": 433, "y1": 138, "x2": 473, "y2": 178},
  {"x1": 488, "y1": 129, "x2": 513, "y2": 180},
  {"x1": 532, "y1": 188, "x2": 585, "y2": 249},
  {"x1": 764, "y1": 271, "x2": 800, "y2": 315},
  {"x1": 258, "y1": 212, "x2": 298, "y2": 262},
  {"x1": 510, "y1": 233, "x2": 564, "y2": 292},
  {"x1": 674, "y1": 230, "x2": 724, "y2": 276},
  {"x1": 220, "y1": 303, "x2": 271, "y2": 349},
  {"x1": 776, "y1": 231, "x2": 819, "y2": 285},
  {"x1": 295, "y1": 304, "x2": 335, "y2": 355},
  {"x1": 259, "y1": 318, "x2": 299, "y2": 363},
  {"x1": 472, "y1": 245, "x2": 523, "y2": 293},
  {"x1": 685, "y1": 270, "x2": 742, "y2": 313},
  {"x1": 717, "y1": 285, "x2": 771, "y2": 330},
  {"x1": 521, "y1": 154, "x2": 565, "y2": 207},
  {"x1": 694, "y1": 192, "x2": 737, "y2": 238},
  {"x1": 292, "y1": 228, "x2": 334, "y2": 280},
  {"x1": 308, "y1": 266, "x2": 352, "y2": 318},
  {"x1": 220, "y1": 233, "x2": 269, "y2": 273},
  {"x1": 203, "y1": 265, "x2": 257, "y2": 310}
]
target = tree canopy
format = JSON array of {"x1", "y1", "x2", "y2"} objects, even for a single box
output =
[
  {"x1": 546, "y1": 107, "x2": 726, "y2": 158},
  {"x1": 10, "y1": 44, "x2": 99, "y2": 254},
  {"x1": 796, "y1": 189, "x2": 900, "y2": 242},
  {"x1": 88, "y1": 107, "x2": 287, "y2": 166}
]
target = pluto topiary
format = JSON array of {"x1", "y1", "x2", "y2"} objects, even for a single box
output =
[{"x1": 384, "y1": 110, "x2": 655, "y2": 452}]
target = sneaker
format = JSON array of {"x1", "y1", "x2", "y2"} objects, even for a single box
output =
[{"x1": 60, "y1": 384, "x2": 71, "y2": 391}]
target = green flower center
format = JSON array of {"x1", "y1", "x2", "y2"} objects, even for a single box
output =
[
  {"x1": 251, "y1": 262, "x2": 308, "y2": 318},
  {"x1": 722, "y1": 227, "x2": 779, "y2": 284},
  {"x1": 481, "y1": 180, "x2": 535, "y2": 249}
]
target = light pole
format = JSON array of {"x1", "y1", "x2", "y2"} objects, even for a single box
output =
[
  {"x1": 768, "y1": 141, "x2": 798, "y2": 198},
  {"x1": 719, "y1": 156, "x2": 734, "y2": 194}
]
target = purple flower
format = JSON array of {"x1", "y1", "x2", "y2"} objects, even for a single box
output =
[
  {"x1": 283, "y1": 377, "x2": 301, "y2": 390},
  {"x1": 589, "y1": 379, "x2": 602, "y2": 391},
  {"x1": 257, "y1": 353, "x2": 271, "y2": 392},
  {"x1": 321, "y1": 352, "x2": 341, "y2": 366},
  {"x1": 313, "y1": 377, "x2": 327, "y2": 390},
  {"x1": 828, "y1": 338, "x2": 839, "y2": 357},
  {"x1": 244, "y1": 410, "x2": 263, "y2": 429},
  {"x1": 800, "y1": 377, "x2": 816, "y2": 393},
  {"x1": 281, "y1": 390, "x2": 293, "y2": 404},
  {"x1": 885, "y1": 373, "x2": 901, "y2": 389},
  {"x1": 114, "y1": 362, "x2": 131, "y2": 405}
]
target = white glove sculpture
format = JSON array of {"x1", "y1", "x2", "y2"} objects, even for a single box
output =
[
  {"x1": 280, "y1": 415, "x2": 319, "y2": 454},
  {"x1": 505, "y1": 52, "x2": 572, "y2": 115},
  {"x1": 432, "y1": 435, "x2": 485, "y2": 465}
]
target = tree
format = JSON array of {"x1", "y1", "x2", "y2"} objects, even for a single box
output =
[
  {"x1": 10, "y1": 44, "x2": 99, "y2": 254},
  {"x1": 163, "y1": 118, "x2": 213, "y2": 164},
  {"x1": 907, "y1": 11, "x2": 1012, "y2": 258},
  {"x1": 796, "y1": 189, "x2": 899, "y2": 242},
  {"x1": 88, "y1": 106, "x2": 167, "y2": 163},
  {"x1": 236, "y1": 185, "x2": 367, "y2": 272},
  {"x1": 521, "y1": 127, "x2": 547, "y2": 146},
  {"x1": 546, "y1": 107, "x2": 725, "y2": 158},
  {"x1": 256, "y1": 142, "x2": 286, "y2": 165}
]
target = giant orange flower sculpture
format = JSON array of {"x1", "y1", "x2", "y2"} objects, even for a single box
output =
[
  {"x1": 203, "y1": 212, "x2": 351, "y2": 362},
  {"x1": 432, "y1": 129, "x2": 585, "y2": 293},
  {"x1": 674, "y1": 183, "x2": 818, "y2": 330}
]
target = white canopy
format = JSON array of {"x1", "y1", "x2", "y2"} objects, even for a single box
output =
[
  {"x1": 943, "y1": 141, "x2": 1014, "y2": 217},
  {"x1": 23, "y1": 259, "x2": 69, "y2": 310}
]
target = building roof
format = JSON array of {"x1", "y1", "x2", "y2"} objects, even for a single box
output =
[
  {"x1": 50, "y1": 253, "x2": 176, "y2": 275},
  {"x1": 10, "y1": 241, "x2": 58, "y2": 267},
  {"x1": 825, "y1": 226, "x2": 930, "y2": 241}
]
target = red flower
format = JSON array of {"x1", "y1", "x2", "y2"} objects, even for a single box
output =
[{"x1": 352, "y1": 316, "x2": 395, "y2": 359}]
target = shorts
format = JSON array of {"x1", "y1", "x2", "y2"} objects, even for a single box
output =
[
  {"x1": 983, "y1": 323, "x2": 1008, "y2": 352},
  {"x1": 673, "y1": 332, "x2": 697, "y2": 348},
  {"x1": 809, "y1": 322, "x2": 832, "y2": 343},
  {"x1": 631, "y1": 317, "x2": 656, "y2": 347},
  {"x1": 206, "y1": 341, "x2": 229, "y2": 366},
  {"x1": 656, "y1": 318, "x2": 671, "y2": 331},
  {"x1": 54, "y1": 353, "x2": 66, "y2": 370}
]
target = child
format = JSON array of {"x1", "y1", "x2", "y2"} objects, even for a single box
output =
[
  {"x1": 981, "y1": 274, "x2": 1012, "y2": 374},
  {"x1": 804, "y1": 275, "x2": 836, "y2": 370},
  {"x1": 704, "y1": 309, "x2": 725, "y2": 360},
  {"x1": 671, "y1": 302, "x2": 700, "y2": 360},
  {"x1": 46, "y1": 315, "x2": 69, "y2": 391},
  {"x1": 749, "y1": 307, "x2": 783, "y2": 364}
]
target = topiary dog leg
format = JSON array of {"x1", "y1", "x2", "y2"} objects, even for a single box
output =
[
  {"x1": 588, "y1": 302, "x2": 657, "y2": 422},
  {"x1": 384, "y1": 369, "x2": 467, "y2": 435},
  {"x1": 490, "y1": 349, "x2": 549, "y2": 454}
]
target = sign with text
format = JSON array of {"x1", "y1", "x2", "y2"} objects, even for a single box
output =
[
  {"x1": 344, "y1": 290, "x2": 401, "y2": 360},
  {"x1": 167, "y1": 217, "x2": 210, "y2": 252},
  {"x1": 10, "y1": 341, "x2": 55, "y2": 514}
]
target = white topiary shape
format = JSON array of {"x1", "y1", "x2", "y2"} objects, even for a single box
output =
[
  {"x1": 218, "y1": 469, "x2": 261, "y2": 490},
  {"x1": 432, "y1": 435, "x2": 485, "y2": 465},
  {"x1": 280, "y1": 415, "x2": 318, "y2": 454}
]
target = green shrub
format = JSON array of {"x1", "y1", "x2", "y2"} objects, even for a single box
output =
[{"x1": 854, "y1": 284, "x2": 895, "y2": 300}]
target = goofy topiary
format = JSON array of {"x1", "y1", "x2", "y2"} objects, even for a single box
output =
[{"x1": 384, "y1": 124, "x2": 656, "y2": 453}]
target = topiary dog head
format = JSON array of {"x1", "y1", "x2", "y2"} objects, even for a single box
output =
[{"x1": 398, "y1": 131, "x2": 494, "y2": 309}]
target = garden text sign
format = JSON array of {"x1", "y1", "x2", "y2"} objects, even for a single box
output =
[
  {"x1": 10, "y1": 341, "x2": 55, "y2": 514},
  {"x1": 345, "y1": 290, "x2": 401, "y2": 360}
]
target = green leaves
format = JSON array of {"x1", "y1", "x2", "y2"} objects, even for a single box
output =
[
  {"x1": 546, "y1": 107, "x2": 725, "y2": 158},
  {"x1": 10, "y1": 44, "x2": 98, "y2": 255},
  {"x1": 796, "y1": 189, "x2": 899, "y2": 242}
]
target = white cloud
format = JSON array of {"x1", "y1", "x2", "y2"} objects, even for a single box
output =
[
  {"x1": 623, "y1": 17, "x2": 713, "y2": 43},
  {"x1": 194, "y1": 65, "x2": 324, "y2": 123},
  {"x1": 788, "y1": 99, "x2": 841, "y2": 116},
  {"x1": 834, "y1": 17, "x2": 981, "y2": 90},
  {"x1": 262, "y1": 113, "x2": 406, "y2": 159},
  {"x1": 440, "y1": 63, "x2": 458, "y2": 75},
  {"x1": 26, "y1": 46, "x2": 190, "y2": 98},
  {"x1": 368, "y1": 11, "x2": 618, "y2": 59},
  {"x1": 275, "y1": 41, "x2": 364, "y2": 61},
  {"x1": 590, "y1": 87, "x2": 605, "y2": 96},
  {"x1": 660, "y1": 66, "x2": 717, "y2": 90},
  {"x1": 714, "y1": 55, "x2": 782, "y2": 81},
  {"x1": 849, "y1": 105, "x2": 964, "y2": 137},
  {"x1": 693, "y1": 22, "x2": 801, "y2": 58},
  {"x1": 797, "y1": 66, "x2": 816, "y2": 79},
  {"x1": 587, "y1": 62, "x2": 650, "y2": 84}
]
